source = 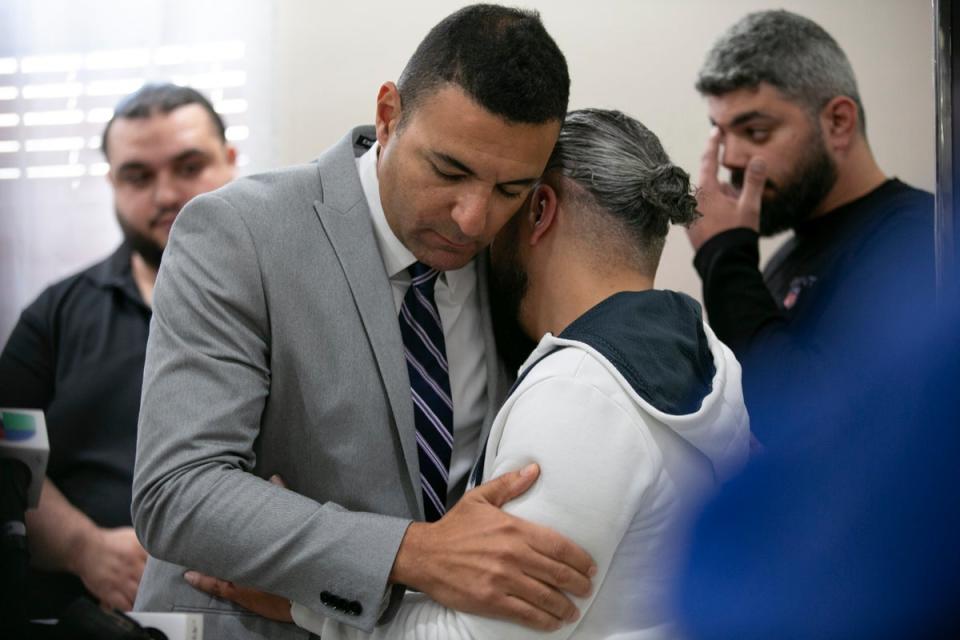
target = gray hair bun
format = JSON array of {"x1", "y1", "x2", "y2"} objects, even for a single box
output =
[
  {"x1": 644, "y1": 163, "x2": 700, "y2": 227},
  {"x1": 548, "y1": 109, "x2": 700, "y2": 241}
]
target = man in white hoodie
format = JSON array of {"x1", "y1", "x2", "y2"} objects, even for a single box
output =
[{"x1": 190, "y1": 109, "x2": 751, "y2": 639}]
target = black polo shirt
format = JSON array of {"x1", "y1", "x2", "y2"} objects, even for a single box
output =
[{"x1": 0, "y1": 242, "x2": 150, "y2": 615}]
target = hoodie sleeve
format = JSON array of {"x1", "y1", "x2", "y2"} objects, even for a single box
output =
[{"x1": 307, "y1": 364, "x2": 661, "y2": 640}]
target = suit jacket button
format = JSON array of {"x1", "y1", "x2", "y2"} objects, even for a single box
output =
[
  {"x1": 320, "y1": 591, "x2": 332, "y2": 605},
  {"x1": 349, "y1": 601, "x2": 363, "y2": 616}
]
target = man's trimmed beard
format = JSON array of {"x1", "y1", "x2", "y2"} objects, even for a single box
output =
[
  {"x1": 116, "y1": 207, "x2": 164, "y2": 270},
  {"x1": 734, "y1": 127, "x2": 838, "y2": 236},
  {"x1": 489, "y1": 211, "x2": 536, "y2": 371},
  {"x1": 489, "y1": 213, "x2": 528, "y2": 334}
]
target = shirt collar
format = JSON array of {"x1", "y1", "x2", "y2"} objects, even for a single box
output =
[
  {"x1": 88, "y1": 242, "x2": 134, "y2": 289},
  {"x1": 85, "y1": 242, "x2": 149, "y2": 309},
  {"x1": 356, "y1": 142, "x2": 475, "y2": 293}
]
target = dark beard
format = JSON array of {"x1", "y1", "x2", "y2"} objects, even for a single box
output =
[
  {"x1": 489, "y1": 215, "x2": 535, "y2": 372},
  {"x1": 732, "y1": 133, "x2": 838, "y2": 237},
  {"x1": 115, "y1": 208, "x2": 164, "y2": 269}
]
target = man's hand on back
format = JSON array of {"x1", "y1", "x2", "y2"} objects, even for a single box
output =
[{"x1": 390, "y1": 463, "x2": 597, "y2": 632}]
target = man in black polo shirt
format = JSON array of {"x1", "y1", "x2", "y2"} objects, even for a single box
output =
[
  {"x1": 686, "y1": 10, "x2": 934, "y2": 446},
  {"x1": 0, "y1": 83, "x2": 235, "y2": 617}
]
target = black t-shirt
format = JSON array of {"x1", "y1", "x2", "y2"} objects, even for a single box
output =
[
  {"x1": 0, "y1": 243, "x2": 150, "y2": 616},
  {"x1": 693, "y1": 179, "x2": 935, "y2": 445}
]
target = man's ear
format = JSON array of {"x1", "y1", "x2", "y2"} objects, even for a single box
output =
[
  {"x1": 528, "y1": 183, "x2": 559, "y2": 245},
  {"x1": 375, "y1": 82, "x2": 402, "y2": 147},
  {"x1": 820, "y1": 96, "x2": 859, "y2": 153}
]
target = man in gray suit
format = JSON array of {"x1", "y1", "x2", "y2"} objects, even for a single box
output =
[{"x1": 132, "y1": 5, "x2": 595, "y2": 638}]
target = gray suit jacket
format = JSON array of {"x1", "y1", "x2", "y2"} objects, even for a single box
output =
[{"x1": 132, "y1": 127, "x2": 509, "y2": 639}]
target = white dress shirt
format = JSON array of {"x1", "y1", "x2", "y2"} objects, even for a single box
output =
[{"x1": 356, "y1": 143, "x2": 487, "y2": 498}]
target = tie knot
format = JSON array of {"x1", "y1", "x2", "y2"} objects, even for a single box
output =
[{"x1": 408, "y1": 262, "x2": 441, "y2": 293}]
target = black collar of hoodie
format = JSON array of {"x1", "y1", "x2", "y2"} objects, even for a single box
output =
[{"x1": 558, "y1": 290, "x2": 716, "y2": 416}]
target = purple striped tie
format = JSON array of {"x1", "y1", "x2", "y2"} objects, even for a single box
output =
[{"x1": 399, "y1": 262, "x2": 454, "y2": 522}]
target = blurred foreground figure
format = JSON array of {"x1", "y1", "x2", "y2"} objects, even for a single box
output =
[
  {"x1": 0, "y1": 83, "x2": 235, "y2": 617},
  {"x1": 675, "y1": 273, "x2": 960, "y2": 638},
  {"x1": 687, "y1": 10, "x2": 934, "y2": 446}
]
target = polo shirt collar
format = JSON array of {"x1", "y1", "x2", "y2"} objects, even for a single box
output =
[{"x1": 86, "y1": 241, "x2": 148, "y2": 309}]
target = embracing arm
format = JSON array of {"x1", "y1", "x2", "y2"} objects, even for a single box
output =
[
  {"x1": 295, "y1": 372, "x2": 654, "y2": 640},
  {"x1": 130, "y1": 192, "x2": 410, "y2": 631}
]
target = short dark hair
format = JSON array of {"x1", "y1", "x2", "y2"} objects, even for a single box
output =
[
  {"x1": 102, "y1": 83, "x2": 227, "y2": 158},
  {"x1": 397, "y1": 4, "x2": 569, "y2": 126},
  {"x1": 545, "y1": 109, "x2": 698, "y2": 274},
  {"x1": 696, "y1": 10, "x2": 866, "y2": 133}
]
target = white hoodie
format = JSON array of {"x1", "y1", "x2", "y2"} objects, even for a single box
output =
[{"x1": 304, "y1": 291, "x2": 750, "y2": 640}]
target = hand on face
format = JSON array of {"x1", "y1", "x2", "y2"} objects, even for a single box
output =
[{"x1": 686, "y1": 128, "x2": 767, "y2": 251}]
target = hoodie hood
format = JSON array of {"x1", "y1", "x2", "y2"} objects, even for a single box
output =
[
  {"x1": 524, "y1": 290, "x2": 749, "y2": 481},
  {"x1": 560, "y1": 290, "x2": 715, "y2": 415}
]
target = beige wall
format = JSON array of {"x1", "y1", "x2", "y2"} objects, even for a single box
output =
[{"x1": 271, "y1": 0, "x2": 935, "y2": 300}]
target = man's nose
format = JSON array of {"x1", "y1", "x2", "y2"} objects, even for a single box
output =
[
  {"x1": 153, "y1": 171, "x2": 183, "y2": 211},
  {"x1": 451, "y1": 188, "x2": 490, "y2": 239},
  {"x1": 720, "y1": 137, "x2": 750, "y2": 170}
]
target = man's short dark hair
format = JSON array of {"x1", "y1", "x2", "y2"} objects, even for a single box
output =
[
  {"x1": 696, "y1": 10, "x2": 866, "y2": 133},
  {"x1": 397, "y1": 4, "x2": 569, "y2": 126},
  {"x1": 102, "y1": 83, "x2": 227, "y2": 158}
]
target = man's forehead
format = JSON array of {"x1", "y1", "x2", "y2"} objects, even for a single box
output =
[
  {"x1": 407, "y1": 85, "x2": 560, "y2": 178},
  {"x1": 107, "y1": 104, "x2": 222, "y2": 163},
  {"x1": 707, "y1": 83, "x2": 798, "y2": 124}
]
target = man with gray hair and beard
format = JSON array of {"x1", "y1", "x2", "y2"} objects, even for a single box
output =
[
  {"x1": 686, "y1": 10, "x2": 934, "y2": 446},
  {"x1": 185, "y1": 108, "x2": 750, "y2": 639}
]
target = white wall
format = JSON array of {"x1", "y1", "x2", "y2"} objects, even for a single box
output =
[
  {"x1": 0, "y1": 0, "x2": 275, "y2": 343},
  {"x1": 0, "y1": 0, "x2": 935, "y2": 342},
  {"x1": 271, "y1": 0, "x2": 935, "y2": 298}
]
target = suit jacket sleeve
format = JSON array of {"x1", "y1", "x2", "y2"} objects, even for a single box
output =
[{"x1": 131, "y1": 191, "x2": 411, "y2": 632}]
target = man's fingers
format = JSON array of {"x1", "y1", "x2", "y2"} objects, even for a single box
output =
[
  {"x1": 497, "y1": 595, "x2": 566, "y2": 632},
  {"x1": 124, "y1": 576, "x2": 141, "y2": 603},
  {"x1": 184, "y1": 570, "x2": 234, "y2": 600},
  {"x1": 737, "y1": 156, "x2": 767, "y2": 229},
  {"x1": 524, "y1": 527, "x2": 597, "y2": 594},
  {"x1": 183, "y1": 571, "x2": 293, "y2": 622},
  {"x1": 269, "y1": 474, "x2": 287, "y2": 488},
  {"x1": 698, "y1": 127, "x2": 722, "y2": 187},
  {"x1": 132, "y1": 550, "x2": 147, "y2": 574},
  {"x1": 521, "y1": 549, "x2": 594, "y2": 599},
  {"x1": 719, "y1": 182, "x2": 739, "y2": 199},
  {"x1": 508, "y1": 575, "x2": 580, "y2": 623},
  {"x1": 104, "y1": 591, "x2": 134, "y2": 612},
  {"x1": 471, "y1": 463, "x2": 540, "y2": 508}
]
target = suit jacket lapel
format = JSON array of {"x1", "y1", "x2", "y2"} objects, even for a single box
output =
[{"x1": 311, "y1": 128, "x2": 423, "y2": 518}]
